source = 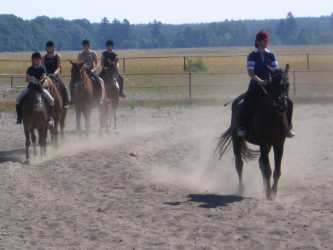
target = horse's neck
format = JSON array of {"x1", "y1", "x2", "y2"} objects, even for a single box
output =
[{"x1": 80, "y1": 71, "x2": 93, "y2": 94}]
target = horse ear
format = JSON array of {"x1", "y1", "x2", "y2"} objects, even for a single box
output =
[
  {"x1": 285, "y1": 64, "x2": 290, "y2": 74},
  {"x1": 69, "y1": 60, "x2": 74, "y2": 66}
]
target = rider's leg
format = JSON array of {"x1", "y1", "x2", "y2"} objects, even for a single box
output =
[
  {"x1": 90, "y1": 72, "x2": 105, "y2": 102},
  {"x1": 56, "y1": 76, "x2": 70, "y2": 107},
  {"x1": 42, "y1": 89, "x2": 55, "y2": 127},
  {"x1": 15, "y1": 88, "x2": 29, "y2": 124},
  {"x1": 98, "y1": 77, "x2": 105, "y2": 103},
  {"x1": 238, "y1": 80, "x2": 259, "y2": 137},
  {"x1": 118, "y1": 74, "x2": 126, "y2": 97}
]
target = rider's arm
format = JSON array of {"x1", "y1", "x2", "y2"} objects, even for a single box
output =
[
  {"x1": 26, "y1": 68, "x2": 36, "y2": 83},
  {"x1": 247, "y1": 52, "x2": 266, "y2": 84},
  {"x1": 101, "y1": 53, "x2": 108, "y2": 70},
  {"x1": 26, "y1": 74, "x2": 33, "y2": 83},
  {"x1": 91, "y1": 52, "x2": 98, "y2": 72},
  {"x1": 248, "y1": 70, "x2": 265, "y2": 84},
  {"x1": 114, "y1": 55, "x2": 120, "y2": 69},
  {"x1": 54, "y1": 54, "x2": 61, "y2": 75}
]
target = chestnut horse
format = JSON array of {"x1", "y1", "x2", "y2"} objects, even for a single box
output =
[
  {"x1": 216, "y1": 65, "x2": 292, "y2": 200},
  {"x1": 70, "y1": 62, "x2": 95, "y2": 134}
]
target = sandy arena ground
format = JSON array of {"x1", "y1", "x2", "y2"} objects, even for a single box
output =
[{"x1": 0, "y1": 103, "x2": 332, "y2": 250}]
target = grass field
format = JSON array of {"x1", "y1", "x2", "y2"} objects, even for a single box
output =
[
  {"x1": 1, "y1": 45, "x2": 333, "y2": 75},
  {"x1": 0, "y1": 45, "x2": 333, "y2": 109}
]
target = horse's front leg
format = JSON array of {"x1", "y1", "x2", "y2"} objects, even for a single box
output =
[
  {"x1": 76, "y1": 108, "x2": 81, "y2": 133},
  {"x1": 60, "y1": 109, "x2": 67, "y2": 138},
  {"x1": 31, "y1": 129, "x2": 37, "y2": 157},
  {"x1": 52, "y1": 118, "x2": 59, "y2": 147},
  {"x1": 272, "y1": 143, "x2": 285, "y2": 199},
  {"x1": 99, "y1": 103, "x2": 105, "y2": 134},
  {"x1": 84, "y1": 109, "x2": 91, "y2": 136},
  {"x1": 24, "y1": 126, "x2": 31, "y2": 163},
  {"x1": 39, "y1": 128, "x2": 47, "y2": 159},
  {"x1": 259, "y1": 145, "x2": 272, "y2": 200}
]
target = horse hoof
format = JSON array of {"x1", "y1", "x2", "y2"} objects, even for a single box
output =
[{"x1": 238, "y1": 184, "x2": 245, "y2": 196}]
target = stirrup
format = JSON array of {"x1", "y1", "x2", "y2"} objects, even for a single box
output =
[
  {"x1": 286, "y1": 130, "x2": 296, "y2": 138},
  {"x1": 237, "y1": 127, "x2": 247, "y2": 138}
]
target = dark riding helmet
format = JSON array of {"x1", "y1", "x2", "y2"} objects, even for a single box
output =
[
  {"x1": 82, "y1": 39, "x2": 90, "y2": 46},
  {"x1": 31, "y1": 52, "x2": 42, "y2": 60},
  {"x1": 106, "y1": 40, "x2": 114, "y2": 47},
  {"x1": 46, "y1": 40, "x2": 55, "y2": 48},
  {"x1": 255, "y1": 30, "x2": 269, "y2": 48}
]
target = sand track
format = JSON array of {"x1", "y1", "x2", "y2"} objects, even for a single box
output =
[{"x1": 0, "y1": 104, "x2": 332, "y2": 250}]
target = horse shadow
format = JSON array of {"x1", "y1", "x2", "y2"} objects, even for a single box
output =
[
  {"x1": 164, "y1": 194, "x2": 244, "y2": 209},
  {"x1": 0, "y1": 149, "x2": 25, "y2": 163}
]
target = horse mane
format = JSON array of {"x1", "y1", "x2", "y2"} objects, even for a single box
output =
[{"x1": 82, "y1": 69, "x2": 94, "y2": 90}]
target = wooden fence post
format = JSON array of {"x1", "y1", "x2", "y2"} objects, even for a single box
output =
[
  {"x1": 306, "y1": 54, "x2": 310, "y2": 70},
  {"x1": 122, "y1": 58, "x2": 126, "y2": 73},
  {"x1": 188, "y1": 71, "x2": 192, "y2": 103},
  {"x1": 10, "y1": 75, "x2": 13, "y2": 88},
  {"x1": 293, "y1": 70, "x2": 296, "y2": 96},
  {"x1": 183, "y1": 56, "x2": 187, "y2": 72}
]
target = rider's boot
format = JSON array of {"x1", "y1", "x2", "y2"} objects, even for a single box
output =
[
  {"x1": 16, "y1": 104, "x2": 22, "y2": 124},
  {"x1": 237, "y1": 99, "x2": 251, "y2": 138}
]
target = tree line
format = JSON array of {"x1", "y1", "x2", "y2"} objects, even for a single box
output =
[{"x1": 0, "y1": 12, "x2": 333, "y2": 52}]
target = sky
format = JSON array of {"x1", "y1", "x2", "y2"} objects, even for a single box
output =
[{"x1": 1, "y1": 0, "x2": 332, "y2": 24}]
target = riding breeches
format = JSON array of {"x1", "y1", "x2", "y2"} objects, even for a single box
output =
[
  {"x1": 90, "y1": 72, "x2": 105, "y2": 101},
  {"x1": 52, "y1": 75, "x2": 70, "y2": 104},
  {"x1": 239, "y1": 80, "x2": 261, "y2": 127},
  {"x1": 16, "y1": 88, "x2": 55, "y2": 106}
]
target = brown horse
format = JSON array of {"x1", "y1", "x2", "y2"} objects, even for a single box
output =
[
  {"x1": 70, "y1": 61, "x2": 95, "y2": 134},
  {"x1": 22, "y1": 85, "x2": 49, "y2": 162},
  {"x1": 42, "y1": 76, "x2": 65, "y2": 145},
  {"x1": 216, "y1": 65, "x2": 292, "y2": 200},
  {"x1": 100, "y1": 66, "x2": 120, "y2": 132}
]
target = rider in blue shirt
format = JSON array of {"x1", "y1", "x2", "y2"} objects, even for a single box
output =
[{"x1": 238, "y1": 31, "x2": 295, "y2": 138}]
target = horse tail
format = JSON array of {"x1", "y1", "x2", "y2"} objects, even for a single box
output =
[
  {"x1": 215, "y1": 127, "x2": 259, "y2": 161},
  {"x1": 215, "y1": 126, "x2": 233, "y2": 160}
]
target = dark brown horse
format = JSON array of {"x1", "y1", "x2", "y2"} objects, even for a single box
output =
[
  {"x1": 100, "y1": 66, "x2": 120, "y2": 132},
  {"x1": 216, "y1": 65, "x2": 292, "y2": 200},
  {"x1": 22, "y1": 85, "x2": 49, "y2": 162},
  {"x1": 42, "y1": 77, "x2": 65, "y2": 145},
  {"x1": 70, "y1": 61, "x2": 95, "y2": 134}
]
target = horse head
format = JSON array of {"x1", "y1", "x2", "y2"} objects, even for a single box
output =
[
  {"x1": 267, "y1": 64, "x2": 290, "y2": 112},
  {"x1": 70, "y1": 61, "x2": 85, "y2": 88}
]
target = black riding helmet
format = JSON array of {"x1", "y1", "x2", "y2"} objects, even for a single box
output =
[
  {"x1": 31, "y1": 52, "x2": 42, "y2": 60},
  {"x1": 82, "y1": 39, "x2": 90, "y2": 46},
  {"x1": 106, "y1": 40, "x2": 114, "y2": 47},
  {"x1": 46, "y1": 40, "x2": 55, "y2": 48}
]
